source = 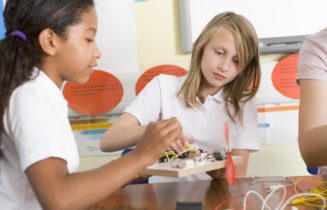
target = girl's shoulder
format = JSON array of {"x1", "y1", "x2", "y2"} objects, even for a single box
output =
[
  {"x1": 155, "y1": 74, "x2": 186, "y2": 87},
  {"x1": 239, "y1": 96, "x2": 257, "y2": 110},
  {"x1": 11, "y1": 78, "x2": 42, "y2": 101},
  {"x1": 11, "y1": 71, "x2": 62, "y2": 106}
]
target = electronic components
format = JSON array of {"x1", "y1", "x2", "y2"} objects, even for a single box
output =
[
  {"x1": 159, "y1": 146, "x2": 228, "y2": 169},
  {"x1": 159, "y1": 145, "x2": 199, "y2": 163},
  {"x1": 212, "y1": 148, "x2": 228, "y2": 160}
]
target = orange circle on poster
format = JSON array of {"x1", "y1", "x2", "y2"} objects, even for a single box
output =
[
  {"x1": 135, "y1": 64, "x2": 187, "y2": 95},
  {"x1": 271, "y1": 53, "x2": 300, "y2": 99},
  {"x1": 63, "y1": 70, "x2": 123, "y2": 115}
]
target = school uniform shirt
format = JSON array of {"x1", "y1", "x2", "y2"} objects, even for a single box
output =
[
  {"x1": 0, "y1": 69, "x2": 79, "y2": 210},
  {"x1": 125, "y1": 74, "x2": 260, "y2": 183},
  {"x1": 298, "y1": 27, "x2": 327, "y2": 174}
]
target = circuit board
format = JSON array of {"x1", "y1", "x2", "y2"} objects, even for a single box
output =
[{"x1": 139, "y1": 156, "x2": 243, "y2": 177}]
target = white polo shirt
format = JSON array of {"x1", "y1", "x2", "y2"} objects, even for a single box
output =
[
  {"x1": 0, "y1": 69, "x2": 79, "y2": 210},
  {"x1": 125, "y1": 74, "x2": 260, "y2": 183}
]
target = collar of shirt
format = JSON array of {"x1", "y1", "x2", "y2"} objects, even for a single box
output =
[
  {"x1": 33, "y1": 67, "x2": 68, "y2": 110},
  {"x1": 176, "y1": 76, "x2": 224, "y2": 104}
]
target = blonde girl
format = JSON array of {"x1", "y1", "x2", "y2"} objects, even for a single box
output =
[{"x1": 100, "y1": 11, "x2": 261, "y2": 183}]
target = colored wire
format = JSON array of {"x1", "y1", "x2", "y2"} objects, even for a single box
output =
[
  {"x1": 292, "y1": 178, "x2": 327, "y2": 208},
  {"x1": 169, "y1": 146, "x2": 197, "y2": 161},
  {"x1": 241, "y1": 178, "x2": 327, "y2": 210},
  {"x1": 243, "y1": 190, "x2": 270, "y2": 210},
  {"x1": 292, "y1": 177, "x2": 322, "y2": 194},
  {"x1": 243, "y1": 185, "x2": 287, "y2": 210},
  {"x1": 262, "y1": 185, "x2": 286, "y2": 210},
  {"x1": 290, "y1": 177, "x2": 327, "y2": 208},
  {"x1": 280, "y1": 192, "x2": 326, "y2": 210}
]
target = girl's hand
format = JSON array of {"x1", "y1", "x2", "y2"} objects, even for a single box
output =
[
  {"x1": 133, "y1": 118, "x2": 182, "y2": 166},
  {"x1": 169, "y1": 134, "x2": 195, "y2": 153}
]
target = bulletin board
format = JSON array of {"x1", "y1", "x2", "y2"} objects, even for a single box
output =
[{"x1": 179, "y1": 0, "x2": 327, "y2": 54}]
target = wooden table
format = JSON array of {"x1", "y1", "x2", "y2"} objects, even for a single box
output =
[{"x1": 91, "y1": 175, "x2": 325, "y2": 210}]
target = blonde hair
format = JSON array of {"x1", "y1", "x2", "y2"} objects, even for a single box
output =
[{"x1": 178, "y1": 11, "x2": 261, "y2": 123}]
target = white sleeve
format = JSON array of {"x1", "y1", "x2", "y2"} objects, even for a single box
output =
[
  {"x1": 7, "y1": 87, "x2": 77, "y2": 171},
  {"x1": 298, "y1": 36, "x2": 327, "y2": 83},
  {"x1": 232, "y1": 99, "x2": 260, "y2": 151},
  {"x1": 124, "y1": 76, "x2": 162, "y2": 125}
]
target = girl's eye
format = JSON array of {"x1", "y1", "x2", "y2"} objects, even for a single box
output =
[
  {"x1": 86, "y1": 38, "x2": 94, "y2": 43},
  {"x1": 215, "y1": 51, "x2": 223, "y2": 55},
  {"x1": 233, "y1": 59, "x2": 240, "y2": 65}
]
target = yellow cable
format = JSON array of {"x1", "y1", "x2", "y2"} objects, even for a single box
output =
[{"x1": 291, "y1": 178, "x2": 327, "y2": 208}]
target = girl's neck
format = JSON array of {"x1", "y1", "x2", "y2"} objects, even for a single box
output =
[
  {"x1": 203, "y1": 82, "x2": 222, "y2": 96},
  {"x1": 38, "y1": 64, "x2": 63, "y2": 89}
]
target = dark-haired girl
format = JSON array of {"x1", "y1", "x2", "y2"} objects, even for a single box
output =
[{"x1": 0, "y1": 1, "x2": 182, "y2": 209}]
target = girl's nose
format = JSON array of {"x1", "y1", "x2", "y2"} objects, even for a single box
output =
[
  {"x1": 94, "y1": 43, "x2": 102, "y2": 59},
  {"x1": 218, "y1": 59, "x2": 230, "y2": 72}
]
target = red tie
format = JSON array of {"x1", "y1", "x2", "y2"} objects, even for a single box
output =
[{"x1": 224, "y1": 122, "x2": 235, "y2": 185}]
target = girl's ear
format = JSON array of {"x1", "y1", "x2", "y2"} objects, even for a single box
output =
[{"x1": 38, "y1": 28, "x2": 59, "y2": 56}]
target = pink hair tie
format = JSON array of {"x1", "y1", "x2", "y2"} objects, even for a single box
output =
[{"x1": 10, "y1": 30, "x2": 27, "y2": 40}]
